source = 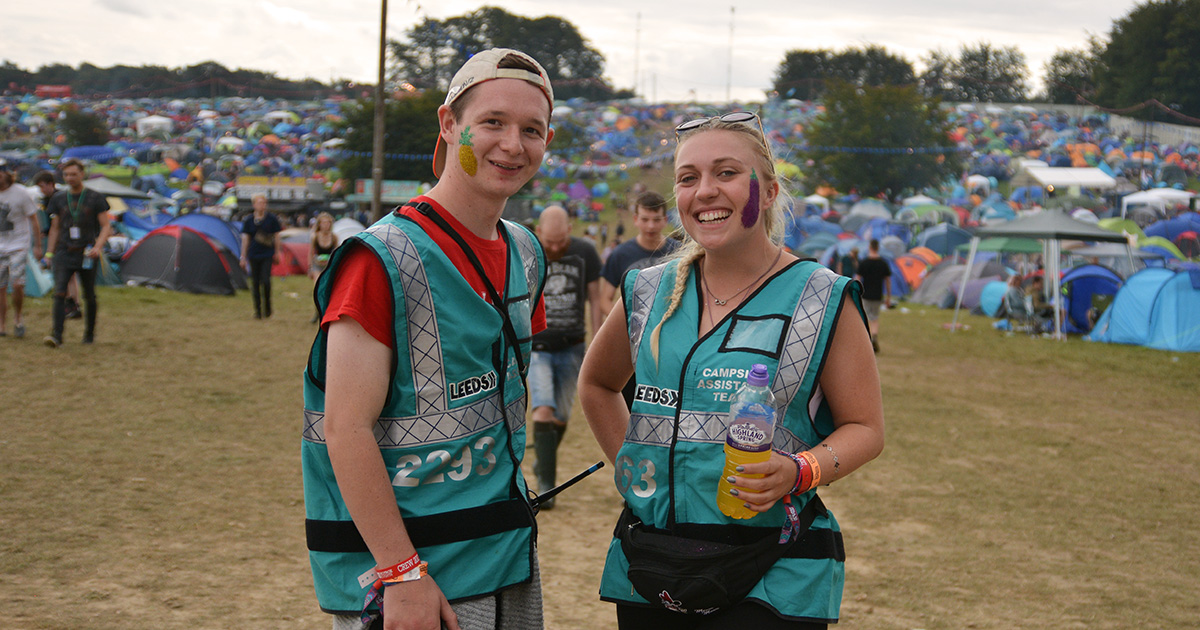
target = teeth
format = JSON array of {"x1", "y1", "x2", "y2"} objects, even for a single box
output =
[{"x1": 697, "y1": 210, "x2": 731, "y2": 223}]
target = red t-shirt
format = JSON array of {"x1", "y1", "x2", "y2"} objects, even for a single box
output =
[{"x1": 322, "y1": 197, "x2": 546, "y2": 349}]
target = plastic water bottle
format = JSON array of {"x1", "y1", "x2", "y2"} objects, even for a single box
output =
[
  {"x1": 82, "y1": 247, "x2": 94, "y2": 270},
  {"x1": 716, "y1": 364, "x2": 777, "y2": 520}
]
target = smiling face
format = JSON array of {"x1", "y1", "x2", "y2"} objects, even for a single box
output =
[
  {"x1": 439, "y1": 79, "x2": 553, "y2": 201},
  {"x1": 673, "y1": 129, "x2": 778, "y2": 253}
]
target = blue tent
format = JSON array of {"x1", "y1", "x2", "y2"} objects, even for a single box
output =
[
  {"x1": 1060, "y1": 264, "x2": 1123, "y2": 334},
  {"x1": 913, "y1": 223, "x2": 972, "y2": 257},
  {"x1": 166, "y1": 213, "x2": 242, "y2": 256},
  {"x1": 120, "y1": 211, "x2": 174, "y2": 241},
  {"x1": 1087, "y1": 267, "x2": 1200, "y2": 352},
  {"x1": 1144, "y1": 212, "x2": 1200, "y2": 242}
]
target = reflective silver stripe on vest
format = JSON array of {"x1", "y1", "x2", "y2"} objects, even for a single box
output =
[
  {"x1": 773, "y1": 267, "x2": 838, "y2": 419},
  {"x1": 625, "y1": 413, "x2": 675, "y2": 445},
  {"x1": 368, "y1": 222, "x2": 446, "y2": 414},
  {"x1": 627, "y1": 264, "x2": 668, "y2": 364},
  {"x1": 504, "y1": 220, "x2": 541, "y2": 299},
  {"x1": 302, "y1": 392, "x2": 526, "y2": 447}
]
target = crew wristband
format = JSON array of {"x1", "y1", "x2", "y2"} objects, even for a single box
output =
[{"x1": 375, "y1": 552, "x2": 420, "y2": 581}]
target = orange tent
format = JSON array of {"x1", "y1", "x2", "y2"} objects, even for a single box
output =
[
  {"x1": 908, "y1": 247, "x2": 942, "y2": 266},
  {"x1": 895, "y1": 255, "x2": 930, "y2": 291}
]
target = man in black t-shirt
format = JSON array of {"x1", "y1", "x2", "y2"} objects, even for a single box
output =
[
  {"x1": 239, "y1": 194, "x2": 283, "y2": 319},
  {"x1": 528, "y1": 205, "x2": 602, "y2": 508},
  {"x1": 43, "y1": 159, "x2": 112, "y2": 347},
  {"x1": 857, "y1": 238, "x2": 892, "y2": 353}
]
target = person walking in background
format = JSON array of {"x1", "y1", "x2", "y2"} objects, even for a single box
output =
[
  {"x1": 598, "y1": 191, "x2": 677, "y2": 315},
  {"x1": 33, "y1": 171, "x2": 82, "y2": 321},
  {"x1": 856, "y1": 239, "x2": 891, "y2": 353},
  {"x1": 528, "y1": 204, "x2": 603, "y2": 509},
  {"x1": 239, "y1": 194, "x2": 282, "y2": 319},
  {"x1": 579, "y1": 111, "x2": 884, "y2": 628},
  {"x1": 308, "y1": 211, "x2": 338, "y2": 323},
  {"x1": 302, "y1": 48, "x2": 554, "y2": 630},
  {"x1": 0, "y1": 163, "x2": 42, "y2": 338},
  {"x1": 43, "y1": 159, "x2": 111, "y2": 347},
  {"x1": 837, "y1": 246, "x2": 858, "y2": 278}
]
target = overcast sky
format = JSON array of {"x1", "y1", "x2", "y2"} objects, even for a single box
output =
[{"x1": 7, "y1": 0, "x2": 1143, "y2": 102}]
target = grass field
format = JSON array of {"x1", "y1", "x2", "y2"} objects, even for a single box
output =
[{"x1": 2, "y1": 274, "x2": 1198, "y2": 630}]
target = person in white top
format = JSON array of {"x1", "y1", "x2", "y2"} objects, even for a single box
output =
[{"x1": 0, "y1": 164, "x2": 43, "y2": 338}]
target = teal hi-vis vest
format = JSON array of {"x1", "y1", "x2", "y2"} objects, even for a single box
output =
[
  {"x1": 301, "y1": 207, "x2": 546, "y2": 614},
  {"x1": 599, "y1": 258, "x2": 863, "y2": 623}
]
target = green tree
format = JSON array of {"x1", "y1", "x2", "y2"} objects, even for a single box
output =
[
  {"x1": 338, "y1": 90, "x2": 444, "y2": 183},
  {"x1": 773, "y1": 46, "x2": 914, "y2": 100},
  {"x1": 953, "y1": 43, "x2": 1030, "y2": 102},
  {"x1": 388, "y1": 6, "x2": 619, "y2": 100},
  {"x1": 1041, "y1": 38, "x2": 1102, "y2": 103},
  {"x1": 801, "y1": 81, "x2": 962, "y2": 197},
  {"x1": 918, "y1": 50, "x2": 958, "y2": 100},
  {"x1": 58, "y1": 105, "x2": 108, "y2": 146},
  {"x1": 1094, "y1": 0, "x2": 1200, "y2": 122}
]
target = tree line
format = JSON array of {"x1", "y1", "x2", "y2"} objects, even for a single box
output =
[
  {"x1": 0, "y1": 60, "x2": 353, "y2": 100},
  {"x1": 771, "y1": 0, "x2": 1200, "y2": 122}
]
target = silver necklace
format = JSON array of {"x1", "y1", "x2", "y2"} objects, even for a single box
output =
[{"x1": 701, "y1": 247, "x2": 782, "y2": 307}]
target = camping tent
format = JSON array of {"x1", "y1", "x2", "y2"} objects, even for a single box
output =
[
  {"x1": 166, "y1": 213, "x2": 242, "y2": 257},
  {"x1": 913, "y1": 223, "x2": 972, "y2": 257},
  {"x1": 1060, "y1": 264, "x2": 1123, "y2": 334},
  {"x1": 952, "y1": 210, "x2": 1134, "y2": 338},
  {"x1": 910, "y1": 259, "x2": 1006, "y2": 307},
  {"x1": 84, "y1": 177, "x2": 152, "y2": 200},
  {"x1": 120, "y1": 225, "x2": 247, "y2": 295},
  {"x1": 134, "y1": 115, "x2": 174, "y2": 137},
  {"x1": 1087, "y1": 266, "x2": 1200, "y2": 352}
]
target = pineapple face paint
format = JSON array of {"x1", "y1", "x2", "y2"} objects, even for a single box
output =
[
  {"x1": 742, "y1": 169, "x2": 761, "y2": 228},
  {"x1": 458, "y1": 127, "x2": 478, "y2": 176}
]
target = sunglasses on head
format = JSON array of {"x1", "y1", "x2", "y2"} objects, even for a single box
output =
[{"x1": 674, "y1": 111, "x2": 763, "y2": 139}]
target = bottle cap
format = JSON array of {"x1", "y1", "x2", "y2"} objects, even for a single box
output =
[{"x1": 747, "y1": 364, "x2": 769, "y2": 387}]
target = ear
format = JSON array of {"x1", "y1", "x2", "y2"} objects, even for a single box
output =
[
  {"x1": 545, "y1": 126, "x2": 555, "y2": 148},
  {"x1": 762, "y1": 178, "x2": 780, "y2": 210},
  {"x1": 437, "y1": 104, "x2": 457, "y2": 144}
]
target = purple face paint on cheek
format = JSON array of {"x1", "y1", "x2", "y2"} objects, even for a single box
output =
[{"x1": 742, "y1": 169, "x2": 760, "y2": 228}]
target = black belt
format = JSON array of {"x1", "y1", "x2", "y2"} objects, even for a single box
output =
[{"x1": 306, "y1": 498, "x2": 533, "y2": 553}]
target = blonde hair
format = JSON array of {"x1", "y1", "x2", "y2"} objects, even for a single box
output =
[{"x1": 648, "y1": 119, "x2": 794, "y2": 365}]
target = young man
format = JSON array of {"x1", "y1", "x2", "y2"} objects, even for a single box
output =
[
  {"x1": 239, "y1": 194, "x2": 282, "y2": 319},
  {"x1": 528, "y1": 205, "x2": 603, "y2": 509},
  {"x1": 43, "y1": 159, "x2": 111, "y2": 347},
  {"x1": 0, "y1": 164, "x2": 43, "y2": 338},
  {"x1": 598, "y1": 191, "x2": 677, "y2": 314},
  {"x1": 302, "y1": 49, "x2": 554, "y2": 630},
  {"x1": 34, "y1": 171, "x2": 80, "y2": 319},
  {"x1": 856, "y1": 238, "x2": 892, "y2": 353}
]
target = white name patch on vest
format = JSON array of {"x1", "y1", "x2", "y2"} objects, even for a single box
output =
[
  {"x1": 635, "y1": 384, "x2": 680, "y2": 409},
  {"x1": 448, "y1": 371, "x2": 498, "y2": 401}
]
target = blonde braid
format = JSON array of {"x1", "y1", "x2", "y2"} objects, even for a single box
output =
[{"x1": 649, "y1": 241, "x2": 705, "y2": 367}]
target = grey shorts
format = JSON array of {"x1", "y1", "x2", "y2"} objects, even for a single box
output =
[
  {"x1": 333, "y1": 548, "x2": 543, "y2": 630},
  {"x1": 0, "y1": 250, "x2": 27, "y2": 289},
  {"x1": 862, "y1": 299, "x2": 883, "y2": 321}
]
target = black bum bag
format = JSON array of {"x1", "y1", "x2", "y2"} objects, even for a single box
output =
[{"x1": 616, "y1": 495, "x2": 829, "y2": 614}]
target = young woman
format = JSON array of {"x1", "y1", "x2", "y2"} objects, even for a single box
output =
[
  {"x1": 307, "y1": 212, "x2": 338, "y2": 323},
  {"x1": 579, "y1": 113, "x2": 885, "y2": 629}
]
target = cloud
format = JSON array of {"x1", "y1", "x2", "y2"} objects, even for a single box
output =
[{"x1": 97, "y1": 0, "x2": 144, "y2": 17}]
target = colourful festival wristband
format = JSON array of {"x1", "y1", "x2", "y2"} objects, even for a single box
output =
[
  {"x1": 375, "y1": 552, "x2": 421, "y2": 582},
  {"x1": 381, "y1": 561, "x2": 428, "y2": 585},
  {"x1": 776, "y1": 449, "x2": 813, "y2": 494},
  {"x1": 799, "y1": 450, "x2": 822, "y2": 488}
]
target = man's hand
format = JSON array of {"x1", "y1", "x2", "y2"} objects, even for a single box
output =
[{"x1": 381, "y1": 576, "x2": 460, "y2": 630}]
